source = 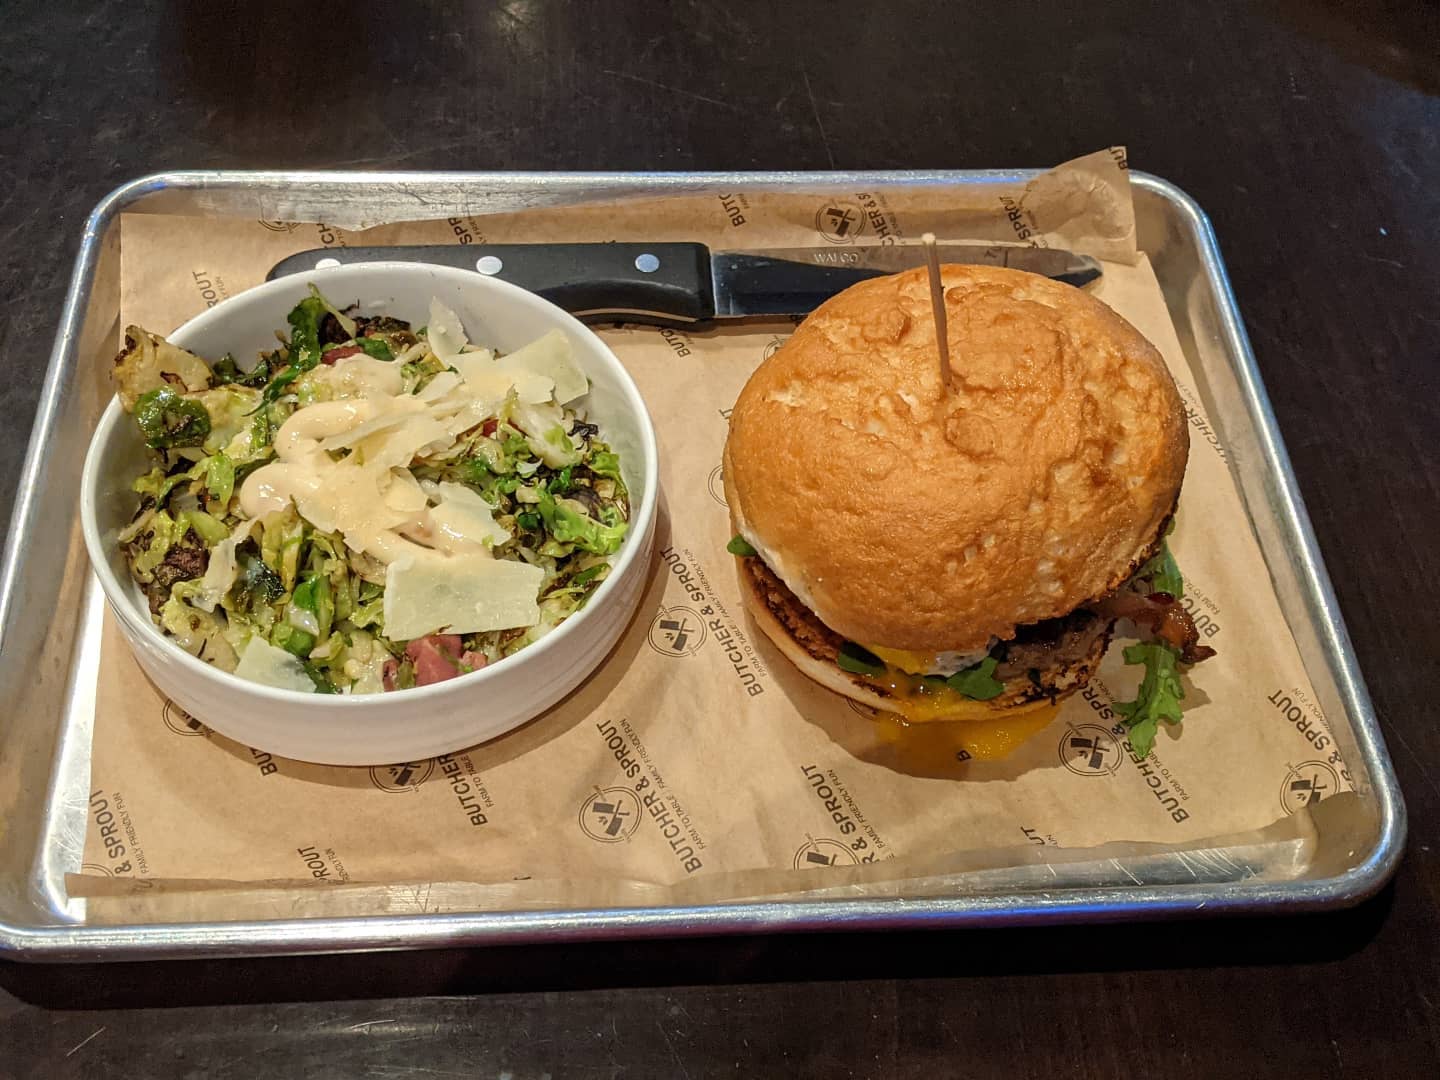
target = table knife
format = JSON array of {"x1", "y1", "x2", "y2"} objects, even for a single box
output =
[{"x1": 267, "y1": 242, "x2": 1102, "y2": 328}]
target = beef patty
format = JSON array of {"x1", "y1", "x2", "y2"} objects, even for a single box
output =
[{"x1": 740, "y1": 554, "x2": 1114, "y2": 704}]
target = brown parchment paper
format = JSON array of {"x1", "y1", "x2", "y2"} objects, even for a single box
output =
[{"x1": 71, "y1": 151, "x2": 1350, "y2": 914}]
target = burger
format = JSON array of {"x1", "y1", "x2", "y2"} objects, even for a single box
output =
[{"x1": 722, "y1": 264, "x2": 1214, "y2": 759}]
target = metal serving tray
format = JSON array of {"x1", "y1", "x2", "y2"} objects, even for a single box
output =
[{"x1": 0, "y1": 170, "x2": 1405, "y2": 961}]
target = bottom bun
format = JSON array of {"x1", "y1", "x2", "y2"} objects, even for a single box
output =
[{"x1": 738, "y1": 557, "x2": 1093, "y2": 725}]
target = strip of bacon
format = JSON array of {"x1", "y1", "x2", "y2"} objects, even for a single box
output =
[
  {"x1": 382, "y1": 635, "x2": 489, "y2": 691},
  {"x1": 321, "y1": 345, "x2": 363, "y2": 365},
  {"x1": 1094, "y1": 589, "x2": 1216, "y2": 663}
]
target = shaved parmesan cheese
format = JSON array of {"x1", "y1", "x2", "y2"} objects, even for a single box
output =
[
  {"x1": 234, "y1": 637, "x2": 316, "y2": 693},
  {"x1": 450, "y1": 353, "x2": 551, "y2": 407},
  {"x1": 512, "y1": 370, "x2": 556, "y2": 404},
  {"x1": 415, "y1": 370, "x2": 463, "y2": 402},
  {"x1": 384, "y1": 554, "x2": 544, "y2": 640},
  {"x1": 515, "y1": 401, "x2": 576, "y2": 467},
  {"x1": 455, "y1": 349, "x2": 555, "y2": 405},
  {"x1": 394, "y1": 340, "x2": 428, "y2": 366},
  {"x1": 233, "y1": 297, "x2": 612, "y2": 586},
  {"x1": 429, "y1": 481, "x2": 510, "y2": 550},
  {"x1": 498, "y1": 330, "x2": 589, "y2": 404},
  {"x1": 427, "y1": 298, "x2": 469, "y2": 363},
  {"x1": 355, "y1": 414, "x2": 450, "y2": 471},
  {"x1": 384, "y1": 469, "x2": 428, "y2": 514}
]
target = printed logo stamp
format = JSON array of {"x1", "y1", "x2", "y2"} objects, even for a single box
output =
[
  {"x1": 647, "y1": 606, "x2": 707, "y2": 658},
  {"x1": 1059, "y1": 724, "x2": 1122, "y2": 777},
  {"x1": 793, "y1": 837, "x2": 860, "y2": 869},
  {"x1": 1281, "y1": 760, "x2": 1339, "y2": 815},
  {"x1": 368, "y1": 761, "x2": 435, "y2": 793},
  {"x1": 579, "y1": 786, "x2": 642, "y2": 842},
  {"x1": 162, "y1": 701, "x2": 209, "y2": 738},
  {"x1": 815, "y1": 201, "x2": 867, "y2": 244}
]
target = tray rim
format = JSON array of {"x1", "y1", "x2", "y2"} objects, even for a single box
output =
[{"x1": 0, "y1": 168, "x2": 1406, "y2": 961}]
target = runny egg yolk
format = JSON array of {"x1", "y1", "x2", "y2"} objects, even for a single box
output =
[
  {"x1": 870, "y1": 702, "x2": 1064, "y2": 764},
  {"x1": 864, "y1": 645, "x2": 940, "y2": 674},
  {"x1": 850, "y1": 653, "x2": 1064, "y2": 762}
]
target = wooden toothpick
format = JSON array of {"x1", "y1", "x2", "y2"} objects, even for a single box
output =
[{"x1": 921, "y1": 232, "x2": 952, "y2": 389}]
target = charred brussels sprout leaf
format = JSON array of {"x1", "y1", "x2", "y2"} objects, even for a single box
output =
[
  {"x1": 134, "y1": 387, "x2": 211, "y2": 449},
  {"x1": 355, "y1": 337, "x2": 394, "y2": 362},
  {"x1": 259, "y1": 292, "x2": 329, "y2": 406},
  {"x1": 212, "y1": 353, "x2": 274, "y2": 389}
]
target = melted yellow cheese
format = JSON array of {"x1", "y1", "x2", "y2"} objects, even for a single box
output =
[
  {"x1": 852, "y1": 660, "x2": 1063, "y2": 761},
  {"x1": 853, "y1": 664, "x2": 992, "y2": 723},
  {"x1": 870, "y1": 703, "x2": 1063, "y2": 764},
  {"x1": 865, "y1": 645, "x2": 939, "y2": 674}
]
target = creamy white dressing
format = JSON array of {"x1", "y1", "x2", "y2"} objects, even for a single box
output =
[
  {"x1": 237, "y1": 351, "x2": 531, "y2": 566},
  {"x1": 224, "y1": 310, "x2": 595, "y2": 641},
  {"x1": 311, "y1": 354, "x2": 405, "y2": 399}
]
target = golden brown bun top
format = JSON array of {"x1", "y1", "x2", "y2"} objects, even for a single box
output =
[{"x1": 722, "y1": 264, "x2": 1188, "y2": 653}]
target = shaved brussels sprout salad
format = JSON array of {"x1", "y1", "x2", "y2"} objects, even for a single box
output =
[{"x1": 111, "y1": 287, "x2": 629, "y2": 694}]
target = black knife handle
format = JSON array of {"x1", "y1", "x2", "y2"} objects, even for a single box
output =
[{"x1": 268, "y1": 243, "x2": 715, "y2": 326}]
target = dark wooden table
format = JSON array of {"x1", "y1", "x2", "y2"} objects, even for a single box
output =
[{"x1": 2, "y1": 1, "x2": 1436, "y2": 1075}]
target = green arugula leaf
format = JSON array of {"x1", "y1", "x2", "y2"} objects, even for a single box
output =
[
  {"x1": 946, "y1": 656, "x2": 1005, "y2": 700},
  {"x1": 1113, "y1": 641, "x2": 1187, "y2": 758},
  {"x1": 288, "y1": 289, "x2": 328, "y2": 368},
  {"x1": 836, "y1": 642, "x2": 886, "y2": 677},
  {"x1": 1136, "y1": 539, "x2": 1184, "y2": 598},
  {"x1": 726, "y1": 535, "x2": 758, "y2": 557}
]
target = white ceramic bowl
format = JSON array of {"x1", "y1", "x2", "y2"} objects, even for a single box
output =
[{"x1": 81, "y1": 263, "x2": 658, "y2": 765}]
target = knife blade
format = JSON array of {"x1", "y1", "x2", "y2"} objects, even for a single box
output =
[{"x1": 266, "y1": 242, "x2": 1102, "y2": 328}]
